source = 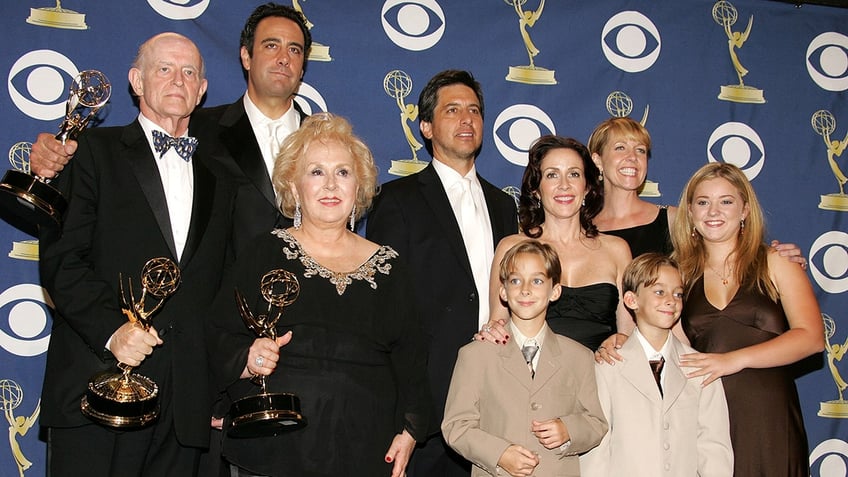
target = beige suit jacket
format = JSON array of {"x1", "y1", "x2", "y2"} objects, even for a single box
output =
[
  {"x1": 579, "y1": 332, "x2": 733, "y2": 477},
  {"x1": 442, "y1": 325, "x2": 607, "y2": 477}
]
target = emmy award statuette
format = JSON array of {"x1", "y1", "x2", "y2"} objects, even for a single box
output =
[
  {"x1": 0, "y1": 70, "x2": 110, "y2": 232},
  {"x1": 819, "y1": 314, "x2": 848, "y2": 418},
  {"x1": 504, "y1": 0, "x2": 556, "y2": 85},
  {"x1": 80, "y1": 258, "x2": 181, "y2": 427},
  {"x1": 1, "y1": 379, "x2": 40, "y2": 476},
  {"x1": 227, "y1": 269, "x2": 305, "y2": 438},
  {"x1": 384, "y1": 70, "x2": 428, "y2": 177},
  {"x1": 812, "y1": 109, "x2": 848, "y2": 212},
  {"x1": 604, "y1": 91, "x2": 659, "y2": 197},
  {"x1": 712, "y1": 1, "x2": 765, "y2": 104}
]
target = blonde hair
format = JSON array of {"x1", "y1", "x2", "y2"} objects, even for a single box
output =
[
  {"x1": 587, "y1": 116, "x2": 652, "y2": 158},
  {"x1": 272, "y1": 113, "x2": 377, "y2": 222},
  {"x1": 670, "y1": 163, "x2": 776, "y2": 301}
]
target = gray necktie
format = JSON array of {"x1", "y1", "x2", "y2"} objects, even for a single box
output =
[{"x1": 522, "y1": 340, "x2": 539, "y2": 379}]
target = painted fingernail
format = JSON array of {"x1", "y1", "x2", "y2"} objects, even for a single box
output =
[
  {"x1": 495, "y1": 340, "x2": 501, "y2": 344},
  {"x1": 385, "y1": 456, "x2": 393, "y2": 463}
]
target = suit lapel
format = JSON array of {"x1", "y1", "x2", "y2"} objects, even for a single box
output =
[
  {"x1": 179, "y1": 158, "x2": 215, "y2": 267},
  {"x1": 499, "y1": 340, "x2": 533, "y2": 390},
  {"x1": 122, "y1": 121, "x2": 178, "y2": 259},
  {"x1": 218, "y1": 99, "x2": 277, "y2": 208},
  {"x1": 479, "y1": 176, "x2": 510, "y2": 244},
  {"x1": 531, "y1": 327, "x2": 563, "y2": 391},
  {"x1": 416, "y1": 165, "x2": 475, "y2": 279},
  {"x1": 661, "y1": 340, "x2": 688, "y2": 411},
  {"x1": 619, "y1": 337, "x2": 663, "y2": 403}
]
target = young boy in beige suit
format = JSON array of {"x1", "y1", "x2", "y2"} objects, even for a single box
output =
[
  {"x1": 442, "y1": 240, "x2": 607, "y2": 477},
  {"x1": 580, "y1": 253, "x2": 733, "y2": 477}
]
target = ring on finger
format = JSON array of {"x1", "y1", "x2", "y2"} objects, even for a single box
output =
[{"x1": 255, "y1": 355, "x2": 265, "y2": 367}]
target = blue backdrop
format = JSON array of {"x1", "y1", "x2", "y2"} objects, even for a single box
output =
[{"x1": 1, "y1": 1, "x2": 847, "y2": 475}]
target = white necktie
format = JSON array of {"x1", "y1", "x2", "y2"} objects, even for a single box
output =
[
  {"x1": 457, "y1": 178, "x2": 490, "y2": 327},
  {"x1": 268, "y1": 122, "x2": 285, "y2": 161}
]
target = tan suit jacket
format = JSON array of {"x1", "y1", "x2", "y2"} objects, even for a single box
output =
[
  {"x1": 442, "y1": 325, "x2": 607, "y2": 477},
  {"x1": 580, "y1": 332, "x2": 733, "y2": 477}
]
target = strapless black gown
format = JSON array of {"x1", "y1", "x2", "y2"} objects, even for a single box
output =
[{"x1": 546, "y1": 282, "x2": 618, "y2": 350}]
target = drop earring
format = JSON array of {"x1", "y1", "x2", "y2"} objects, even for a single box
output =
[
  {"x1": 740, "y1": 218, "x2": 745, "y2": 236},
  {"x1": 349, "y1": 205, "x2": 356, "y2": 232},
  {"x1": 293, "y1": 202, "x2": 302, "y2": 230}
]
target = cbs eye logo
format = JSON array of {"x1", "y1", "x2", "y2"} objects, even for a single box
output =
[
  {"x1": 807, "y1": 32, "x2": 848, "y2": 92},
  {"x1": 810, "y1": 438, "x2": 848, "y2": 477},
  {"x1": 706, "y1": 122, "x2": 765, "y2": 180},
  {"x1": 293, "y1": 82, "x2": 328, "y2": 116},
  {"x1": 147, "y1": 0, "x2": 209, "y2": 20},
  {"x1": 493, "y1": 104, "x2": 555, "y2": 167},
  {"x1": 0, "y1": 284, "x2": 52, "y2": 358},
  {"x1": 8, "y1": 50, "x2": 79, "y2": 121},
  {"x1": 810, "y1": 231, "x2": 848, "y2": 294},
  {"x1": 382, "y1": 0, "x2": 445, "y2": 51},
  {"x1": 601, "y1": 11, "x2": 661, "y2": 73}
]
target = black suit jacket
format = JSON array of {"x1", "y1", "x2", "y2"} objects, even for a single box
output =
[
  {"x1": 365, "y1": 163, "x2": 517, "y2": 421},
  {"x1": 39, "y1": 120, "x2": 235, "y2": 448},
  {"x1": 190, "y1": 97, "x2": 307, "y2": 255}
]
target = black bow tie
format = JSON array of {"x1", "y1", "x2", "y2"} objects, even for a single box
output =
[{"x1": 152, "y1": 130, "x2": 197, "y2": 161}]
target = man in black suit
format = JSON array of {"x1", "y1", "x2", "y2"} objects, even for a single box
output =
[
  {"x1": 189, "y1": 3, "x2": 310, "y2": 253},
  {"x1": 366, "y1": 70, "x2": 518, "y2": 477},
  {"x1": 38, "y1": 33, "x2": 233, "y2": 476}
]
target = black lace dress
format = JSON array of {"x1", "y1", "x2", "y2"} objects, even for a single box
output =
[{"x1": 207, "y1": 229, "x2": 432, "y2": 477}]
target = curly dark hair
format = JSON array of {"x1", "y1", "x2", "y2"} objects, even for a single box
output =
[{"x1": 519, "y1": 135, "x2": 602, "y2": 238}]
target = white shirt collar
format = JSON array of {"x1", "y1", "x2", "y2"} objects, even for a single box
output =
[
  {"x1": 633, "y1": 327, "x2": 671, "y2": 361},
  {"x1": 431, "y1": 158, "x2": 480, "y2": 194},
  {"x1": 243, "y1": 92, "x2": 300, "y2": 131}
]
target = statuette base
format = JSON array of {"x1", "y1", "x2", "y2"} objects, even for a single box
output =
[
  {"x1": 718, "y1": 84, "x2": 765, "y2": 104},
  {"x1": 506, "y1": 66, "x2": 557, "y2": 85}
]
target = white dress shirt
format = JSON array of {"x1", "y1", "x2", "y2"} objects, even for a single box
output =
[
  {"x1": 137, "y1": 113, "x2": 193, "y2": 261},
  {"x1": 243, "y1": 93, "x2": 300, "y2": 182},
  {"x1": 431, "y1": 159, "x2": 495, "y2": 328}
]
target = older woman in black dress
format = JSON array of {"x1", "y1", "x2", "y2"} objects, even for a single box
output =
[{"x1": 206, "y1": 114, "x2": 431, "y2": 477}]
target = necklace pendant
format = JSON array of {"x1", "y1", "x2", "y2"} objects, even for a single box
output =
[{"x1": 721, "y1": 278, "x2": 728, "y2": 286}]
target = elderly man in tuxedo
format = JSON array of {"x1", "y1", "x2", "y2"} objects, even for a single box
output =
[{"x1": 38, "y1": 32, "x2": 235, "y2": 477}]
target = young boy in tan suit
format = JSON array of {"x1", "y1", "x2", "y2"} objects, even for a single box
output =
[
  {"x1": 442, "y1": 240, "x2": 607, "y2": 477},
  {"x1": 580, "y1": 253, "x2": 733, "y2": 477}
]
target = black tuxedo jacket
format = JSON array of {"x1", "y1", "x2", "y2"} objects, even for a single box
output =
[
  {"x1": 190, "y1": 97, "x2": 307, "y2": 255},
  {"x1": 366, "y1": 163, "x2": 517, "y2": 420},
  {"x1": 39, "y1": 120, "x2": 235, "y2": 448}
]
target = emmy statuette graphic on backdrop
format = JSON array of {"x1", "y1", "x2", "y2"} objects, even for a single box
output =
[
  {"x1": 819, "y1": 314, "x2": 848, "y2": 418},
  {"x1": 6, "y1": 143, "x2": 39, "y2": 261},
  {"x1": 292, "y1": 0, "x2": 332, "y2": 62},
  {"x1": 0, "y1": 69, "x2": 110, "y2": 233},
  {"x1": 812, "y1": 109, "x2": 848, "y2": 211},
  {"x1": 712, "y1": 1, "x2": 765, "y2": 104},
  {"x1": 1, "y1": 379, "x2": 40, "y2": 477},
  {"x1": 384, "y1": 70, "x2": 428, "y2": 177},
  {"x1": 227, "y1": 269, "x2": 305, "y2": 438},
  {"x1": 80, "y1": 258, "x2": 181, "y2": 427},
  {"x1": 26, "y1": 0, "x2": 88, "y2": 30},
  {"x1": 504, "y1": 0, "x2": 556, "y2": 85},
  {"x1": 605, "y1": 91, "x2": 660, "y2": 197}
]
